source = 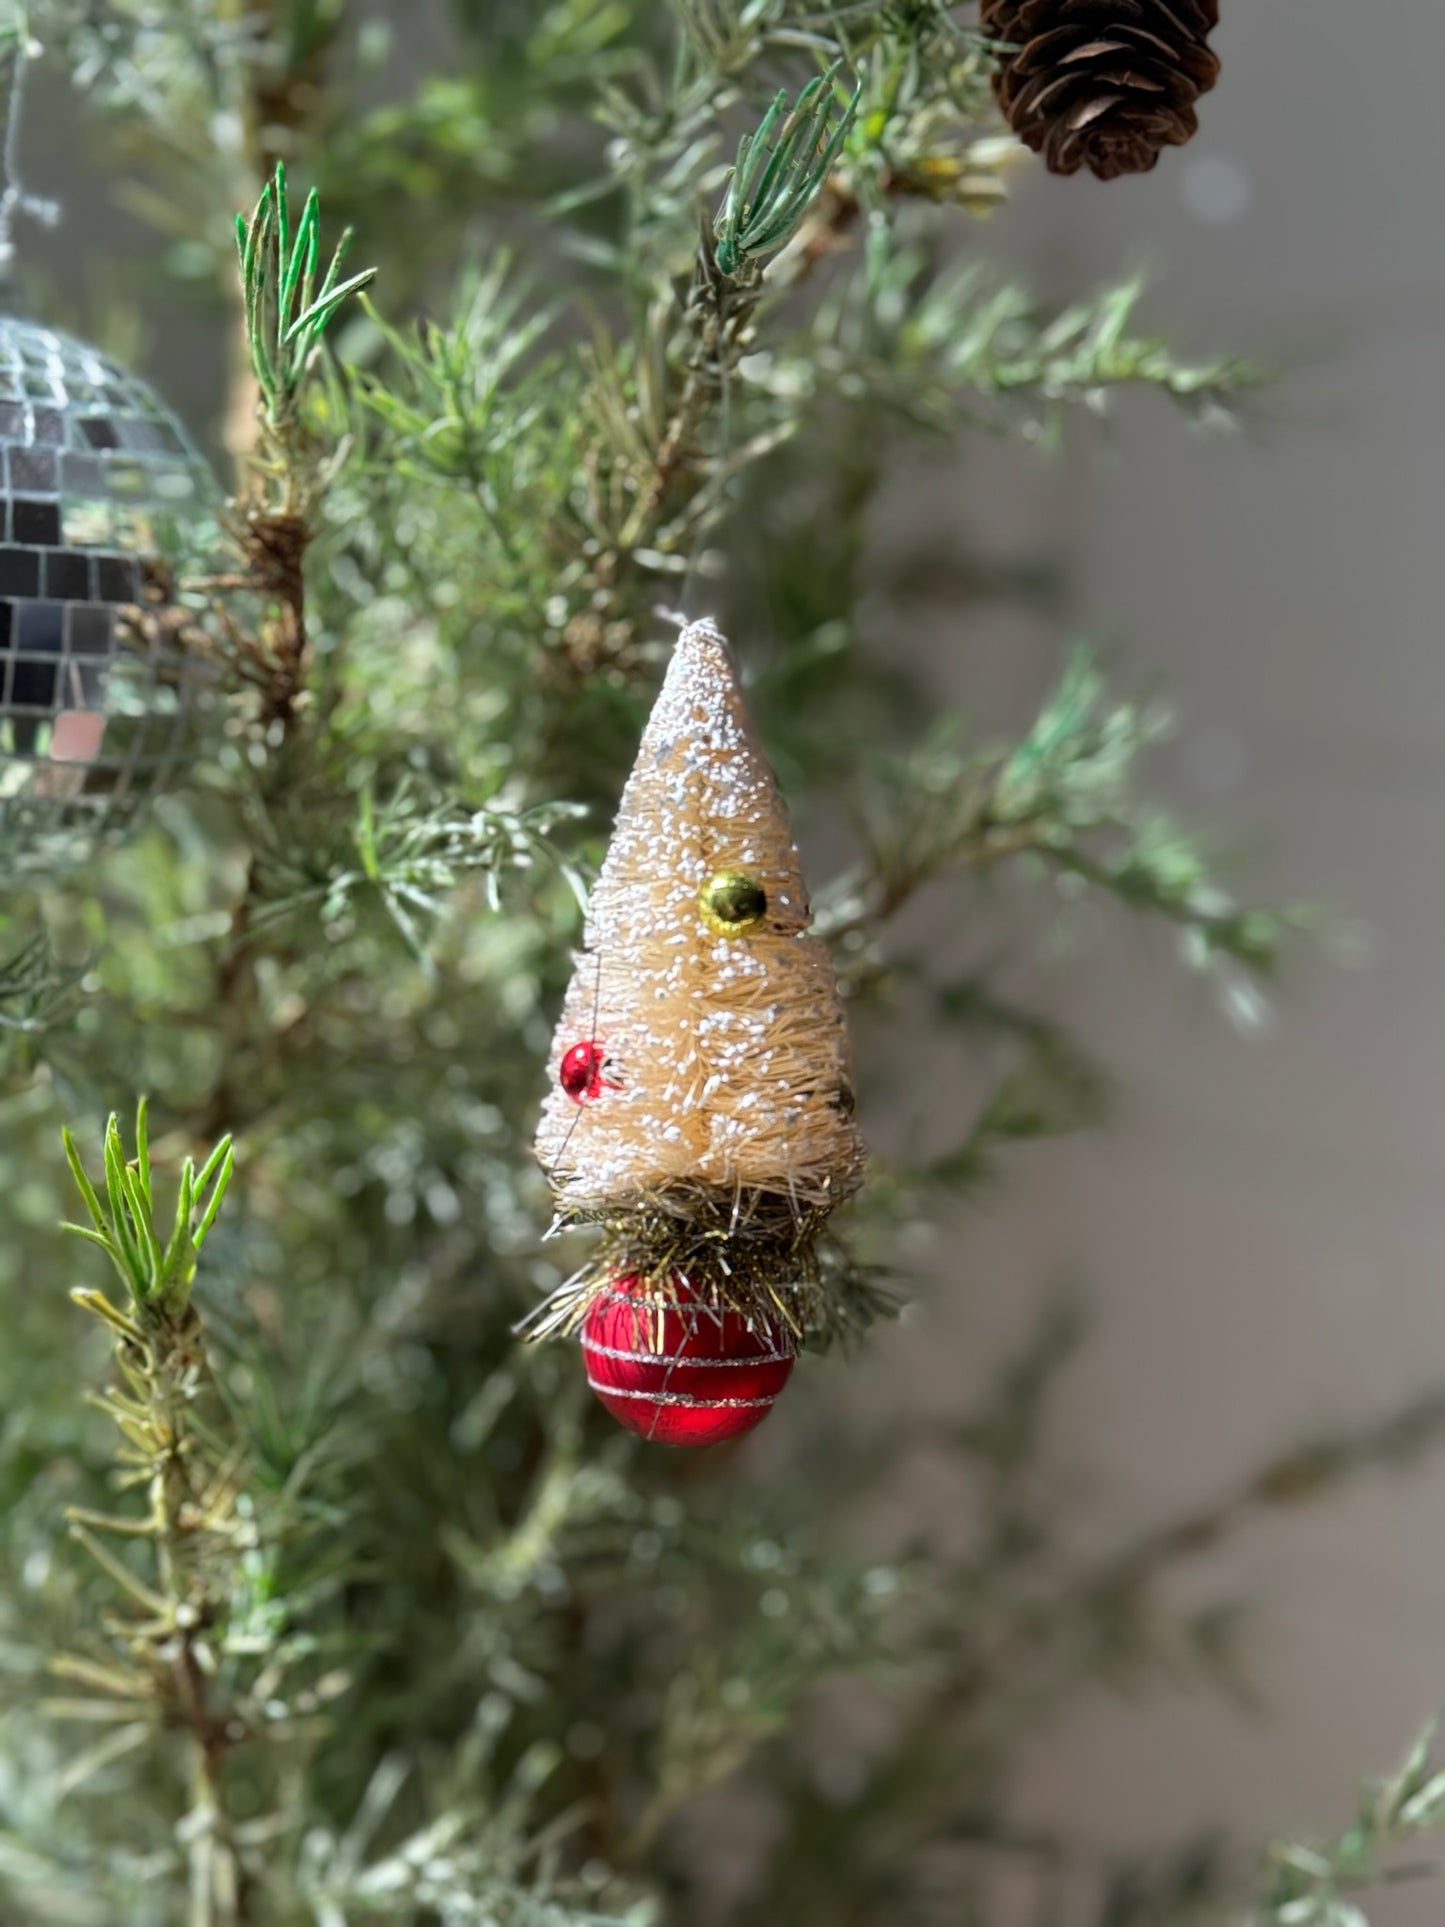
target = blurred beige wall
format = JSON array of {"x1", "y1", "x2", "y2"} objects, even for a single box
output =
[{"x1": 915, "y1": 7, "x2": 1445, "y2": 1901}]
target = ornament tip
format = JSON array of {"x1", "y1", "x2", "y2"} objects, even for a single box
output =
[
  {"x1": 675, "y1": 614, "x2": 726, "y2": 649},
  {"x1": 669, "y1": 616, "x2": 737, "y2": 688}
]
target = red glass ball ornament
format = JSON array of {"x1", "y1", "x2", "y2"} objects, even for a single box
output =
[
  {"x1": 582, "y1": 1273, "x2": 796, "y2": 1448},
  {"x1": 559, "y1": 1039, "x2": 617, "y2": 1104}
]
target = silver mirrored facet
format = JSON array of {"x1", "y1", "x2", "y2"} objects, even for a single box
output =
[{"x1": 0, "y1": 317, "x2": 219, "y2": 876}]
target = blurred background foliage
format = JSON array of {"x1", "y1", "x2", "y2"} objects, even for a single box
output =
[{"x1": 0, "y1": 3, "x2": 1439, "y2": 1923}]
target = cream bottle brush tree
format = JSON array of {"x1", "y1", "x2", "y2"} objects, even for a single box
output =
[{"x1": 532, "y1": 619, "x2": 866, "y2": 1343}]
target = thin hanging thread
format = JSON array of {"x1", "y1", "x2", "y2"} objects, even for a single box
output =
[
  {"x1": 0, "y1": 23, "x2": 60, "y2": 275},
  {"x1": 677, "y1": 260, "x2": 735, "y2": 623}
]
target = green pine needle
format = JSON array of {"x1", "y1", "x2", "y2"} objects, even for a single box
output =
[
  {"x1": 235, "y1": 161, "x2": 376, "y2": 432},
  {"x1": 60, "y1": 1102, "x2": 234, "y2": 1318},
  {"x1": 714, "y1": 61, "x2": 862, "y2": 277}
]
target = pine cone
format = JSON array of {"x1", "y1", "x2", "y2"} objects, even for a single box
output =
[{"x1": 983, "y1": 0, "x2": 1221, "y2": 182}]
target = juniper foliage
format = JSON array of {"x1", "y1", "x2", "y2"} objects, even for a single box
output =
[{"x1": 0, "y1": 4, "x2": 1438, "y2": 1925}]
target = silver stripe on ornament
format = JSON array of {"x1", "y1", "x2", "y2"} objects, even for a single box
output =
[
  {"x1": 581, "y1": 1334, "x2": 793, "y2": 1368},
  {"x1": 585, "y1": 1379, "x2": 778, "y2": 1410}
]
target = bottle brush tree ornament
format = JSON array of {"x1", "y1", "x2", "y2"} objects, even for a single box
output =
[
  {"x1": 983, "y1": 0, "x2": 1222, "y2": 181},
  {"x1": 0, "y1": 317, "x2": 217, "y2": 878},
  {"x1": 531, "y1": 619, "x2": 866, "y2": 1446}
]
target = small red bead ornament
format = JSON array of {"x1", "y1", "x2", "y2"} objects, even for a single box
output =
[
  {"x1": 582, "y1": 1273, "x2": 795, "y2": 1447},
  {"x1": 559, "y1": 1040, "x2": 618, "y2": 1104}
]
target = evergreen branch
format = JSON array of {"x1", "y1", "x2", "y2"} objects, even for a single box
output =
[
  {"x1": 544, "y1": 54, "x2": 870, "y2": 660},
  {"x1": 847, "y1": 983, "x2": 1111, "y2": 1230},
  {"x1": 1099, "y1": 1388, "x2": 1445, "y2": 1600},
  {"x1": 190, "y1": 162, "x2": 381, "y2": 1155},
  {"x1": 235, "y1": 161, "x2": 374, "y2": 444},
  {"x1": 559, "y1": 231, "x2": 783, "y2": 661},
  {"x1": 348, "y1": 266, "x2": 565, "y2": 591},
  {"x1": 714, "y1": 60, "x2": 862, "y2": 277},
  {"x1": 234, "y1": 780, "x2": 587, "y2": 960},
  {"x1": 348, "y1": 784, "x2": 589, "y2": 956},
  {"x1": 921, "y1": 267, "x2": 1263, "y2": 427},
  {"x1": 826, "y1": 647, "x2": 1308, "y2": 1005},
  {"x1": 791, "y1": 263, "x2": 1263, "y2": 438},
  {"x1": 56, "y1": 1105, "x2": 257, "y2": 1926},
  {"x1": 918, "y1": 1024, "x2": 1109, "y2": 1197},
  {"x1": 224, "y1": 163, "x2": 377, "y2": 728},
  {"x1": 60, "y1": 1102, "x2": 234, "y2": 1319},
  {"x1": 297, "y1": 1754, "x2": 646, "y2": 1924},
  {"x1": 1252, "y1": 1725, "x2": 1445, "y2": 1926},
  {"x1": 352, "y1": 269, "x2": 553, "y2": 491}
]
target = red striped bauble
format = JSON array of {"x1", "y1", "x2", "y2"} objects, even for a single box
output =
[{"x1": 581, "y1": 1273, "x2": 796, "y2": 1447}]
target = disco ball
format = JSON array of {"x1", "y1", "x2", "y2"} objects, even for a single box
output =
[{"x1": 0, "y1": 316, "x2": 219, "y2": 879}]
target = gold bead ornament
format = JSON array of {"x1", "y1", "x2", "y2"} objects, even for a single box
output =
[{"x1": 698, "y1": 868, "x2": 768, "y2": 937}]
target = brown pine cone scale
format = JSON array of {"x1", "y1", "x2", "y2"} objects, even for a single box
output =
[{"x1": 983, "y1": 0, "x2": 1221, "y2": 182}]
